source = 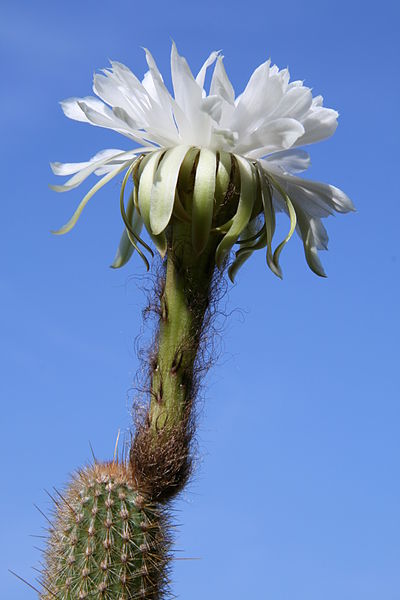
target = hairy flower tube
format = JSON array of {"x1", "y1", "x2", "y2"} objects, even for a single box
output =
[{"x1": 51, "y1": 43, "x2": 354, "y2": 279}]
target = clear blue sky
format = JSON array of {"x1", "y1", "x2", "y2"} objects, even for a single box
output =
[{"x1": 2, "y1": 1, "x2": 399, "y2": 598}]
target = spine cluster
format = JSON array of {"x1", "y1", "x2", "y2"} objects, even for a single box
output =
[{"x1": 41, "y1": 462, "x2": 169, "y2": 600}]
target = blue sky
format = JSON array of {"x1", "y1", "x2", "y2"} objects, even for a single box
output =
[{"x1": 1, "y1": 0, "x2": 399, "y2": 598}]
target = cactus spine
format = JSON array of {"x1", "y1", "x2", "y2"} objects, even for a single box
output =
[{"x1": 41, "y1": 462, "x2": 169, "y2": 600}]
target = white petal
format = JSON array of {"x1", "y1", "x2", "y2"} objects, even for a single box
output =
[
  {"x1": 141, "y1": 70, "x2": 158, "y2": 101},
  {"x1": 93, "y1": 71, "x2": 145, "y2": 121},
  {"x1": 143, "y1": 48, "x2": 185, "y2": 142},
  {"x1": 50, "y1": 148, "x2": 125, "y2": 176},
  {"x1": 263, "y1": 149, "x2": 310, "y2": 174},
  {"x1": 196, "y1": 51, "x2": 219, "y2": 89},
  {"x1": 295, "y1": 105, "x2": 338, "y2": 146},
  {"x1": 210, "y1": 57, "x2": 235, "y2": 105},
  {"x1": 60, "y1": 96, "x2": 103, "y2": 123},
  {"x1": 171, "y1": 42, "x2": 201, "y2": 111},
  {"x1": 231, "y1": 61, "x2": 286, "y2": 134},
  {"x1": 270, "y1": 86, "x2": 313, "y2": 121},
  {"x1": 201, "y1": 95, "x2": 223, "y2": 122},
  {"x1": 240, "y1": 118, "x2": 305, "y2": 157},
  {"x1": 279, "y1": 173, "x2": 355, "y2": 213},
  {"x1": 170, "y1": 42, "x2": 211, "y2": 144},
  {"x1": 76, "y1": 100, "x2": 152, "y2": 145},
  {"x1": 50, "y1": 149, "x2": 137, "y2": 192}
]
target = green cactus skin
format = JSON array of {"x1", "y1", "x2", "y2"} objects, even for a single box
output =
[{"x1": 41, "y1": 462, "x2": 170, "y2": 600}]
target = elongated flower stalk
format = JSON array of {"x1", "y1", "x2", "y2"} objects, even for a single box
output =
[
  {"x1": 129, "y1": 149, "x2": 239, "y2": 501},
  {"x1": 37, "y1": 43, "x2": 355, "y2": 599}
]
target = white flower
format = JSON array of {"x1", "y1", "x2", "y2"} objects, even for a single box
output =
[{"x1": 51, "y1": 43, "x2": 354, "y2": 279}]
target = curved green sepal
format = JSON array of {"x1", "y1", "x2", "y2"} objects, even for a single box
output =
[
  {"x1": 137, "y1": 150, "x2": 168, "y2": 257},
  {"x1": 192, "y1": 148, "x2": 217, "y2": 254},
  {"x1": 257, "y1": 165, "x2": 281, "y2": 278},
  {"x1": 228, "y1": 222, "x2": 267, "y2": 282},
  {"x1": 215, "y1": 155, "x2": 256, "y2": 269},
  {"x1": 150, "y1": 146, "x2": 191, "y2": 235},
  {"x1": 267, "y1": 173, "x2": 297, "y2": 278},
  {"x1": 111, "y1": 191, "x2": 144, "y2": 268},
  {"x1": 118, "y1": 163, "x2": 152, "y2": 270},
  {"x1": 52, "y1": 161, "x2": 132, "y2": 235},
  {"x1": 214, "y1": 151, "x2": 232, "y2": 216}
]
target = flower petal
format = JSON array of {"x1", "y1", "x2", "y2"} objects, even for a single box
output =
[
  {"x1": 195, "y1": 51, "x2": 219, "y2": 89},
  {"x1": 60, "y1": 96, "x2": 102, "y2": 123},
  {"x1": 240, "y1": 118, "x2": 305, "y2": 158},
  {"x1": 295, "y1": 102, "x2": 338, "y2": 146},
  {"x1": 50, "y1": 150, "x2": 138, "y2": 192},
  {"x1": 263, "y1": 149, "x2": 310, "y2": 174},
  {"x1": 277, "y1": 172, "x2": 355, "y2": 214},
  {"x1": 50, "y1": 149, "x2": 125, "y2": 176},
  {"x1": 170, "y1": 43, "x2": 211, "y2": 145},
  {"x1": 295, "y1": 209, "x2": 328, "y2": 277},
  {"x1": 210, "y1": 57, "x2": 235, "y2": 105},
  {"x1": 270, "y1": 86, "x2": 313, "y2": 121}
]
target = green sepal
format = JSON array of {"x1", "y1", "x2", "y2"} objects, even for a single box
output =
[
  {"x1": 228, "y1": 220, "x2": 267, "y2": 282},
  {"x1": 257, "y1": 165, "x2": 281, "y2": 278},
  {"x1": 119, "y1": 162, "x2": 151, "y2": 270},
  {"x1": 267, "y1": 173, "x2": 297, "y2": 278},
  {"x1": 111, "y1": 190, "x2": 144, "y2": 268},
  {"x1": 192, "y1": 148, "x2": 217, "y2": 254},
  {"x1": 214, "y1": 151, "x2": 232, "y2": 216},
  {"x1": 52, "y1": 161, "x2": 131, "y2": 235},
  {"x1": 150, "y1": 145, "x2": 191, "y2": 235},
  {"x1": 215, "y1": 155, "x2": 256, "y2": 269},
  {"x1": 137, "y1": 150, "x2": 168, "y2": 257}
]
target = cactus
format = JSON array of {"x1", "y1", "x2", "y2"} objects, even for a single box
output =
[
  {"x1": 38, "y1": 44, "x2": 354, "y2": 600},
  {"x1": 40, "y1": 461, "x2": 170, "y2": 600}
]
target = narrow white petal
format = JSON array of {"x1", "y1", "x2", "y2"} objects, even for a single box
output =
[
  {"x1": 50, "y1": 148, "x2": 125, "y2": 176},
  {"x1": 60, "y1": 96, "x2": 103, "y2": 123},
  {"x1": 210, "y1": 57, "x2": 235, "y2": 105},
  {"x1": 278, "y1": 172, "x2": 355, "y2": 213},
  {"x1": 170, "y1": 42, "x2": 212, "y2": 145},
  {"x1": 171, "y1": 42, "x2": 201, "y2": 111},
  {"x1": 196, "y1": 51, "x2": 219, "y2": 89},
  {"x1": 50, "y1": 150, "x2": 137, "y2": 192}
]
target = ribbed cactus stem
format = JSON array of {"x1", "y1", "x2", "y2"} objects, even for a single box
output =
[{"x1": 41, "y1": 462, "x2": 170, "y2": 600}]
